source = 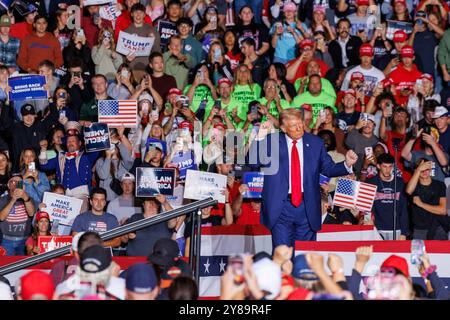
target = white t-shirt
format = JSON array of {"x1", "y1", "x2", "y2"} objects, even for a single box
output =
[
  {"x1": 55, "y1": 274, "x2": 126, "y2": 300},
  {"x1": 341, "y1": 65, "x2": 385, "y2": 96}
]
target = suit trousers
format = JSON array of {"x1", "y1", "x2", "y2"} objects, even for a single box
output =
[{"x1": 271, "y1": 197, "x2": 316, "y2": 251}]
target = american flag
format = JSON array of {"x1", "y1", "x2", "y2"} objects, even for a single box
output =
[
  {"x1": 98, "y1": 100, "x2": 137, "y2": 128},
  {"x1": 333, "y1": 178, "x2": 377, "y2": 212},
  {"x1": 6, "y1": 204, "x2": 28, "y2": 223}
]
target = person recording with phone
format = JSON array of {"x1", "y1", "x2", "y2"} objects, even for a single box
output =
[
  {"x1": 107, "y1": 64, "x2": 136, "y2": 100},
  {"x1": 49, "y1": 87, "x2": 77, "y2": 125},
  {"x1": 91, "y1": 28, "x2": 123, "y2": 82},
  {"x1": 0, "y1": 174, "x2": 36, "y2": 256},
  {"x1": 63, "y1": 27, "x2": 94, "y2": 77},
  {"x1": 206, "y1": 42, "x2": 233, "y2": 86},
  {"x1": 19, "y1": 148, "x2": 50, "y2": 204},
  {"x1": 406, "y1": 158, "x2": 449, "y2": 240}
]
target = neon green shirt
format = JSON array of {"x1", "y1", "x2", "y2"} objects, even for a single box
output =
[{"x1": 291, "y1": 92, "x2": 337, "y2": 128}]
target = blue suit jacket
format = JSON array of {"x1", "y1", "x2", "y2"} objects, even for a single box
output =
[{"x1": 249, "y1": 132, "x2": 349, "y2": 231}]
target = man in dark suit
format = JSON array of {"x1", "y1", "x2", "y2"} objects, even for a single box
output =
[
  {"x1": 328, "y1": 18, "x2": 362, "y2": 70},
  {"x1": 249, "y1": 108, "x2": 358, "y2": 248}
]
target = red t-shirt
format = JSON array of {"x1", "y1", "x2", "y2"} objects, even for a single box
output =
[
  {"x1": 114, "y1": 11, "x2": 153, "y2": 42},
  {"x1": 9, "y1": 22, "x2": 33, "y2": 41},
  {"x1": 388, "y1": 63, "x2": 422, "y2": 107},
  {"x1": 211, "y1": 181, "x2": 241, "y2": 216},
  {"x1": 287, "y1": 58, "x2": 329, "y2": 84},
  {"x1": 235, "y1": 202, "x2": 261, "y2": 225},
  {"x1": 384, "y1": 130, "x2": 421, "y2": 182}
]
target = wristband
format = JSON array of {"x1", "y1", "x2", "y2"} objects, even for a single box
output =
[{"x1": 422, "y1": 265, "x2": 437, "y2": 279}]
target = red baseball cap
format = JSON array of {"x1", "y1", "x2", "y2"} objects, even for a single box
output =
[
  {"x1": 381, "y1": 77, "x2": 394, "y2": 88},
  {"x1": 356, "y1": 0, "x2": 369, "y2": 6},
  {"x1": 420, "y1": 73, "x2": 433, "y2": 82},
  {"x1": 381, "y1": 255, "x2": 410, "y2": 278},
  {"x1": 359, "y1": 44, "x2": 374, "y2": 57},
  {"x1": 344, "y1": 89, "x2": 356, "y2": 98},
  {"x1": 394, "y1": 0, "x2": 406, "y2": 5},
  {"x1": 301, "y1": 104, "x2": 312, "y2": 112},
  {"x1": 400, "y1": 45, "x2": 415, "y2": 58},
  {"x1": 20, "y1": 270, "x2": 55, "y2": 300},
  {"x1": 168, "y1": 88, "x2": 182, "y2": 96},
  {"x1": 35, "y1": 211, "x2": 50, "y2": 222},
  {"x1": 393, "y1": 30, "x2": 408, "y2": 43},
  {"x1": 213, "y1": 122, "x2": 226, "y2": 130},
  {"x1": 300, "y1": 38, "x2": 315, "y2": 49},
  {"x1": 178, "y1": 120, "x2": 193, "y2": 132},
  {"x1": 218, "y1": 78, "x2": 232, "y2": 87},
  {"x1": 350, "y1": 71, "x2": 365, "y2": 82}
]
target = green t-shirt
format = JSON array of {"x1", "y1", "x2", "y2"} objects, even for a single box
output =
[
  {"x1": 291, "y1": 92, "x2": 337, "y2": 128},
  {"x1": 231, "y1": 84, "x2": 262, "y2": 111},
  {"x1": 79, "y1": 98, "x2": 99, "y2": 122},
  {"x1": 258, "y1": 97, "x2": 291, "y2": 121},
  {"x1": 183, "y1": 84, "x2": 214, "y2": 114},
  {"x1": 294, "y1": 78, "x2": 337, "y2": 99}
]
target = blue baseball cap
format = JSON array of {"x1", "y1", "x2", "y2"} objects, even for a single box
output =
[
  {"x1": 126, "y1": 263, "x2": 158, "y2": 293},
  {"x1": 292, "y1": 254, "x2": 319, "y2": 281}
]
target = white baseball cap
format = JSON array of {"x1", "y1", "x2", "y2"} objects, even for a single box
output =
[
  {"x1": 432, "y1": 106, "x2": 449, "y2": 119},
  {"x1": 120, "y1": 172, "x2": 135, "y2": 182}
]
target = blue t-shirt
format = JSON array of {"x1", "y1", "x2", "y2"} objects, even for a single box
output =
[
  {"x1": 71, "y1": 211, "x2": 119, "y2": 234},
  {"x1": 269, "y1": 22, "x2": 305, "y2": 62}
]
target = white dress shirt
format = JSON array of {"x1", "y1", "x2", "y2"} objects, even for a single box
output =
[
  {"x1": 337, "y1": 36, "x2": 350, "y2": 67},
  {"x1": 285, "y1": 135, "x2": 304, "y2": 194}
]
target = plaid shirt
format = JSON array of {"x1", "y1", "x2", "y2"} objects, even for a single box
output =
[{"x1": 0, "y1": 37, "x2": 20, "y2": 68}]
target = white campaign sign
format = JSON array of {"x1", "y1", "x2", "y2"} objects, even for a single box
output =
[
  {"x1": 42, "y1": 192, "x2": 83, "y2": 227},
  {"x1": 116, "y1": 31, "x2": 155, "y2": 57},
  {"x1": 183, "y1": 170, "x2": 227, "y2": 203}
]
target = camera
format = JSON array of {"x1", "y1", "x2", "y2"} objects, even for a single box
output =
[
  {"x1": 213, "y1": 100, "x2": 221, "y2": 111},
  {"x1": 72, "y1": 71, "x2": 81, "y2": 78},
  {"x1": 228, "y1": 255, "x2": 245, "y2": 285}
]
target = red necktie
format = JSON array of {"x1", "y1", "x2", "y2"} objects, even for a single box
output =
[{"x1": 291, "y1": 140, "x2": 302, "y2": 207}]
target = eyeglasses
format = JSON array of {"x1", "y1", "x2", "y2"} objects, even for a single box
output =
[{"x1": 265, "y1": 85, "x2": 278, "y2": 89}]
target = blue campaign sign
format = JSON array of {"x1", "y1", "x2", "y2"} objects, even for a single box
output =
[
  {"x1": 136, "y1": 167, "x2": 175, "y2": 197},
  {"x1": 171, "y1": 151, "x2": 197, "y2": 180},
  {"x1": 242, "y1": 172, "x2": 264, "y2": 199},
  {"x1": 157, "y1": 20, "x2": 178, "y2": 48},
  {"x1": 8, "y1": 75, "x2": 47, "y2": 101},
  {"x1": 83, "y1": 123, "x2": 111, "y2": 152}
]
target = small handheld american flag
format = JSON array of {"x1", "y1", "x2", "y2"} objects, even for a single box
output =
[
  {"x1": 98, "y1": 100, "x2": 137, "y2": 128},
  {"x1": 333, "y1": 178, "x2": 377, "y2": 212}
]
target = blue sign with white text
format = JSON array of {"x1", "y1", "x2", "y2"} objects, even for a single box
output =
[
  {"x1": 171, "y1": 151, "x2": 197, "y2": 180},
  {"x1": 242, "y1": 172, "x2": 264, "y2": 199},
  {"x1": 8, "y1": 75, "x2": 47, "y2": 101},
  {"x1": 83, "y1": 123, "x2": 111, "y2": 152},
  {"x1": 136, "y1": 167, "x2": 175, "y2": 197}
]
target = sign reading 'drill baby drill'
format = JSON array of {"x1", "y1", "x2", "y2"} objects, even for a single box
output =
[{"x1": 116, "y1": 31, "x2": 155, "y2": 57}]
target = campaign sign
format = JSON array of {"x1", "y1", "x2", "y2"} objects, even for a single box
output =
[
  {"x1": 242, "y1": 172, "x2": 263, "y2": 199},
  {"x1": 83, "y1": 122, "x2": 111, "y2": 152},
  {"x1": 171, "y1": 151, "x2": 197, "y2": 180},
  {"x1": 157, "y1": 20, "x2": 178, "y2": 48},
  {"x1": 83, "y1": 0, "x2": 111, "y2": 6},
  {"x1": 42, "y1": 192, "x2": 83, "y2": 227},
  {"x1": 38, "y1": 236, "x2": 73, "y2": 253},
  {"x1": 184, "y1": 170, "x2": 227, "y2": 203},
  {"x1": 116, "y1": 31, "x2": 155, "y2": 57},
  {"x1": 8, "y1": 75, "x2": 47, "y2": 101},
  {"x1": 136, "y1": 167, "x2": 175, "y2": 197},
  {"x1": 99, "y1": 2, "x2": 121, "y2": 22},
  {"x1": 386, "y1": 20, "x2": 413, "y2": 40}
]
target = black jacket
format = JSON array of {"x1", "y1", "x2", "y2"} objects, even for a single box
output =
[
  {"x1": 328, "y1": 36, "x2": 363, "y2": 70},
  {"x1": 0, "y1": 102, "x2": 60, "y2": 171}
]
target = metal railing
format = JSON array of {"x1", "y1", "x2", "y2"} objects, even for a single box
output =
[{"x1": 0, "y1": 197, "x2": 217, "y2": 285}]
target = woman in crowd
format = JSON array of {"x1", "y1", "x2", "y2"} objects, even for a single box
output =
[
  {"x1": 107, "y1": 64, "x2": 137, "y2": 100},
  {"x1": 95, "y1": 130, "x2": 134, "y2": 201},
  {"x1": 25, "y1": 211, "x2": 52, "y2": 255},
  {"x1": 63, "y1": 28, "x2": 94, "y2": 76},
  {"x1": 0, "y1": 151, "x2": 11, "y2": 196},
  {"x1": 222, "y1": 30, "x2": 242, "y2": 72},
  {"x1": 231, "y1": 64, "x2": 262, "y2": 111},
  {"x1": 92, "y1": 28, "x2": 123, "y2": 82},
  {"x1": 313, "y1": 107, "x2": 348, "y2": 155},
  {"x1": 19, "y1": 148, "x2": 51, "y2": 204},
  {"x1": 206, "y1": 41, "x2": 234, "y2": 85},
  {"x1": 268, "y1": 63, "x2": 296, "y2": 103}
]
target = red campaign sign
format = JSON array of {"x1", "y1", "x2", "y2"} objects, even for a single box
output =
[{"x1": 38, "y1": 236, "x2": 73, "y2": 253}]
